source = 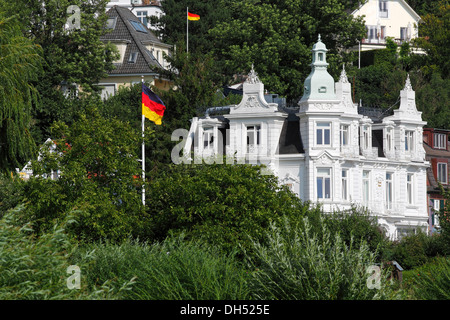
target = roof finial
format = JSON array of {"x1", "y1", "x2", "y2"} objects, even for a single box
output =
[
  {"x1": 404, "y1": 74, "x2": 413, "y2": 91},
  {"x1": 318, "y1": 34, "x2": 321, "y2": 42},
  {"x1": 339, "y1": 64, "x2": 349, "y2": 83},
  {"x1": 246, "y1": 63, "x2": 260, "y2": 84}
]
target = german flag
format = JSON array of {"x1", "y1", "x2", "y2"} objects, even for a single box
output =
[
  {"x1": 187, "y1": 12, "x2": 200, "y2": 21},
  {"x1": 142, "y1": 83, "x2": 165, "y2": 125}
]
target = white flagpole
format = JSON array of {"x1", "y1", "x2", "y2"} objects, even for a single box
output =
[
  {"x1": 141, "y1": 75, "x2": 145, "y2": 206},
  {"x1": 186, "y1": 7, "x2": 189, "y2": 53}
]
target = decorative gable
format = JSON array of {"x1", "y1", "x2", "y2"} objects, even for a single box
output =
[{"x1": 229, "y1": 65, "x2": 278, "y2": 114}]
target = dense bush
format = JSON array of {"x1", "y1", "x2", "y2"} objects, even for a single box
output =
[
  {"x1": 317, "y1": 206, "x2": 390, "y2": 256},
  {"x1": 245, "y1": 216, "x2": 399, "y2": 300},
  {"x1": 144, "y1": 162, "x2": 315, "y2": 254}
]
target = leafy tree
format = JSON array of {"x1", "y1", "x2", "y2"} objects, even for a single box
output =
[
  {"x1": 0, "y1": 0, "x2": 119, "y2": 143},
  {"x1": 208, "y1": 0, "x2": 366, "y2": 103},
  {"x1": 150, "y1": 0, "x2": 234, "y2": 55},
  {"x1": 21, "y1": 100, "x2": 147, "y2": 242},
  {"x1": 413, "y1": 0, "x2": 450, "y2": 78},
  {"x1": 0, "y1": 13, "x2": 43, "y2": 172}
]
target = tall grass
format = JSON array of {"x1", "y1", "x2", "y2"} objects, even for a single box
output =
[
  {"x1": 245, "y1": 216, "x2": 400, "y2": 300},
  {"x1": 73, "y1": 235, "x2": 251, "y2": 300},
  {"x1": 0, "y1": 205, "x2": 133, "y2": 299},
  {"x1": 405, "y1": 257, "x2": 450, "y2": 300}
]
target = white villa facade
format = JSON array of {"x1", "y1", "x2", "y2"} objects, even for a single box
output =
[
  {"x1": 182, "y1": 36, "x2": 430, "y2": 240},
  {"x1": 352, "y1": 0, "x2": 422, "y2": 52}
]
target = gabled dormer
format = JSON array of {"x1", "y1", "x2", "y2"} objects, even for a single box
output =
[{"x1": 383, "y1": 74, "x2": 427, "y2": 161}]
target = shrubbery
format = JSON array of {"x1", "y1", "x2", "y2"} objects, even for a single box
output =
[{"x1": 144, "y1": 162, "x2": 315, "y2": 255}]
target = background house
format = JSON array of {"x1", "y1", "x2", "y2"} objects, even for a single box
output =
[
  {"x1": 423, "y1": 128, "x2": 450, "y2": 233},
  {"x1": 106, "y1": 0, "x2": 163, "y2": 30},
  {"x1": 352, "y1": 0, "x2": 422, "y2": 53},
  {"x1": 97, "y1": 5, "x2": 171, "y2": 99}
]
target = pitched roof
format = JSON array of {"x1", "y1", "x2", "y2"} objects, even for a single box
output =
[{"x1": 101, "y1": 5, "x2": 170, "y2": 75}]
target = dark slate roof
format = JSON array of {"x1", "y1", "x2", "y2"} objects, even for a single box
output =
[
  {"x1": 278, "y1": 114, "x2": 304, "y2": 154},
  {"x1": 101, "y1": 6, "x2": 169, "y2": 75}
]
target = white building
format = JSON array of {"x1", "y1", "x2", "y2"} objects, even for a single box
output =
[
  {"x1": 106, "y1": 0, "x2": 163, "y2": 30},
  {"x1": 182, "y1": 36, "x2": 430, "y2": 240},
  {"x1": 352, "y1": 0, "x2": 422, "y2": 52}
]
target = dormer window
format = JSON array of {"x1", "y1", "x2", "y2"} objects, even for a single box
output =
[
  {"x1": 434, "y1": 133, "x2": 447, "y2": 149},
  {"x1": 128, "y1": 52, "x2": 138, "y2": 63},
  {"x1": 106, "y1": 17, "x2": 117, "y2": 29},
  {"x1": 129, "y1": 20, "x2": 148, "y2": 33}
]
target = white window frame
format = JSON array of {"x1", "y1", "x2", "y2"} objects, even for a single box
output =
[
  {"x1": 437, "y1": 162, "x2": 448, "y2": 184},
  {"x1": 405, "y1": 130, "x2": 414, "y2": 153},
  {"x1": 386, "y1": 172, "x2": 393, "y2": 210},
  {"x1": 386, "y1": 127, "x2": 394, "y2": 153},
  {"x1": 361, "y1": 125, "x2": 371, "y2": 150},
  {"x1": 434, "y1": 133, "x2": 447, "y2": 149},
  {"x1": 317, "y1": 168, "x2": 332, "y2": 200},
  {"x1": 363, "y1": 170, "x2": 370, "y2": 205},
  {"x1": 203, "y1": 127, "x2": 214, "y2": 150},
  {"x1": 407, "y1": 173, "x2": 414, "y2": 205},
  {"x1": 340, "y1": 124, "x2": 349, "y2": 148},
  {"x1": 316, "y1": 122, "x2": 331, "y2": 146},
  {"x1": 136, "y1": 11, "x2": 148, "y2": 26},
  {"x1": 341, "y1": 169, "x2": 348, "y2": 201},
  {"x1": 246, "y1": 124, "x2": 261, "y2": 153},
  {"x1": 379, "y1": 0, "x2": 389, "y2": 18}
]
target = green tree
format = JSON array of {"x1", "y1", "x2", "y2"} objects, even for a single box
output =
[
  {"x1": 150, "y1": 0, "x2": 234, "y2": 55},
  {"x1": 413, "y1": 0, "x2": 450, "y2": 77},
  {"x1": 0, "y1": 13, "x2": 42, "y2": 172},
  {"x1": 208, "y1": 0, "x2": 366, "y2": 103},
  {"x1": 0, "y1": 0, "x2": 119, "y2": 143},
  {"x1": 22, "y1": 100, "x2": 147, "y2": 242}
]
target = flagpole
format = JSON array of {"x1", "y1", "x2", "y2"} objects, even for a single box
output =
[
  {"x1": 141, "y1": 75, "x2": 145, "y2": 206},
  {"x1": 186, "y1": 7, "x2": 189, "y2": 53}
]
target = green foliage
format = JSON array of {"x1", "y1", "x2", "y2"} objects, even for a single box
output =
[
  {"x1": 73, "y1": 235, "x2": 251, "y2": 300},
  {"x1": 21, "y1": 102, "x2": 147, "y2": 242},
  {"x1": 0, "y1": 206, "x2": 133, "y2": 299},
  {"x1": 208, "y1": 0, "x2": 366, "y2": 102},
  {"x1": 389, "y1": 232, "x2": 430, "y2": 270},
  {"x1": 436, "y1": 184, "x2": 450, "y2": 254},
  {"x1": 0, "y1": 0, "x2": 120, "y2": 143},
  {"x1": 150, "y1": 0, "x2": 234, "y2": 55},
  {"x1": 405, "y1": 257, "x2": 450, "y2": 300},
  {"x1": 144, "y1": 163, "x2": 311, "y2": 254},
  {"x1": 245, "y1": 217, "x2": 398, "y2": 300},
  {"x1": 415, "y1": 72, "x2": 450, "y2": 129},
  {"x1": 0, "y1": 13, "x2": 42, "y2": 172},
  {"x1": 414, "y1": 1, "x2": 450, "y2": 77},
  {"x1": 320, "y1": 206, "x2": 390, "y2": 255}
]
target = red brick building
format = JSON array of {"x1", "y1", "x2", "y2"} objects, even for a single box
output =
[{"x1": 423, "y1": 128, "x2": 450, "y2": 233}]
